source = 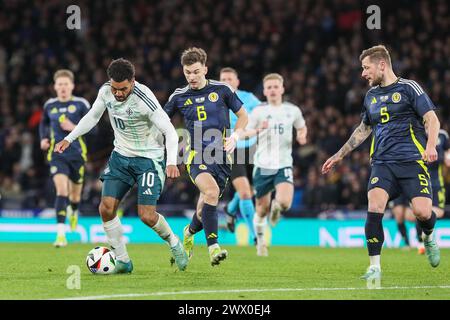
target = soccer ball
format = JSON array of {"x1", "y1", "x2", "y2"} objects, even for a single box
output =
[{"x1": 86, "y1": 246, "x2": 116, "y2": 274}]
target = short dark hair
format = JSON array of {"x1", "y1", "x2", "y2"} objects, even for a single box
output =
[
  {"x1": 107, "y1": 58, "x2": 135, "y2": 82},
  {"x1": 181, "y1": 47, "x2": 207, "y2": 66}
]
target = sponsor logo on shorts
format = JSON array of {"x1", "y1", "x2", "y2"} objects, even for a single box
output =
[
  {"x1": 371, "y1": 177, "x2": 379, "y2": 184},
  {"x1": 199, "y1": 164, "x2": 207, "y2": 170},
  {"x1": 50, "y1": 166, "x2": 58, "y2": 174}
]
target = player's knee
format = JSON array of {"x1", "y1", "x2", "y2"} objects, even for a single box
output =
[
  {"x1": 279, "y1": 200, "x2": 291, "y2": 211},
  {"x1": 99, "y1": 201, "x2": 115, "y2": 219},
  {"x1": 237, "y1": 189, "x2": 252, "y2": 200},
  {"x1": 203, "y1": 187, "x2": 220, "y2": 203},
  {"x1": 368, "y1": 203, "x2": 386, "y2": 213},
  {"x1": 69, "y1": 194, "x2": 81, "y2": 203},
  {"x1": 138, "y1": 207, "x2": 158, "y2": 226},
  {"x1": 414, "y1": 209, "x2": 431, "y2": 221},
  {"x1": 257, "y1": 203, "x2": 270, "y2": 215}
]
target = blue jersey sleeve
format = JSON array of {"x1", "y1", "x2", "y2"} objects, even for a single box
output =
[
  {"x1": 163, "y1": 94, "x2": 178, "y2": 117},
  {"x1": 224, "y1": 86, "x2": 243, "y2": 114},
  {"x1": 404, "y1": 81, "x2": 435, "y2": 117},
  {"x1": 361, "y1": 95, "x2": 371, "y2": 125},
  {"x1": 39, "y1": 104, "x2": 50, "y2": 140}
]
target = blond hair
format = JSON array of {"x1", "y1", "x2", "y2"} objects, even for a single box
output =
[
  {"x1": 181, "y1": 47, "x2": 207, "y2": 66},
  {"x1": 359, "y1": 45, "x2": 392, "y2": 67},
  {"x1": 53, "y1": 69, "x2": 74, "y2": 83},
  {"x1": 220, "y1": 67, "x2": 238, "y2": 76},
  {"x1": 263, "y1": 73, "x2": 284, "y2": 84}
]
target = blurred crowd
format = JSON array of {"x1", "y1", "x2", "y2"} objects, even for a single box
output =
[{"x1": 1, "y1": 0, "x2": 449, "y2": 216}]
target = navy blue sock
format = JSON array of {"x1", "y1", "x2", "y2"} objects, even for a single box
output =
[
  {"x1": 397, "y1": 222, "x2": 409, "y2": 246},
  {"x1": 70, "y1": 202, "x2": 79, "y2": 212},
  {"x1": 188, "y1": 212, "x2": 203, "y2": 234},
  {"x1": 365, "y1": 212, "x2": 384, "y2": 256},
  {"x1": 55, "y1": 196, "x2": 69, "y2": 224},
  {"x1": 418, "y1": 211, "x2": 437, "y2": 236},
  {"x1": 201, "y1": 203, "x2": 218, "y2": 246},
  {"x1": 415, "y1": 220, "x2": 423, "y2": 242}
]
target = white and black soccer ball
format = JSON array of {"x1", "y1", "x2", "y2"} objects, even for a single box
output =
[{"x1": 86, "y1": 246, "x2": 116, "y2": 274}]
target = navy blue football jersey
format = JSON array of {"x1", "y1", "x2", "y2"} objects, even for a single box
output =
[
  {"x1": 362, "y1": 77, "x2": 435, "y2": 163},
  {"x1": 164, "y1": 80, "x2": 242, "y2": 152},
  {"x1": 39, "y1": 96, "x2": 91, "y2": 161}
]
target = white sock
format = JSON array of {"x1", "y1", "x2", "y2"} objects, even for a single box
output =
[
  {"x1": 57, "y1": 223, "x2": 66, "y2": 237},
  {"x1": 369, "y1": 255, "x2": 381, "y2": 268},
  {"x1": 152, "y1": 213, "x2": 179, "y2": 247},
  {"x1": 103, "y1": 216, "x2": 129, "y2": 262},
  {"x1": 253, "y1": 214, "x2": 267, "y2": 244}
]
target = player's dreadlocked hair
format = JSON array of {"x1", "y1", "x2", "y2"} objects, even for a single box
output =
[
  {"x1": 181, "y1": 47, "x2": 207, "y2": 66},
  {"x1": 107, "y1": 58, "x2": 135, "y2": 82}
]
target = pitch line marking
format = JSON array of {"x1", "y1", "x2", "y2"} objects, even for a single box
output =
[{"x1": 53, "y1": 285, "x2": 450, "y2": 300}]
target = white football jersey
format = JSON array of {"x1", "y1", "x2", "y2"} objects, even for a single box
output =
[
  {"x1": 65, "y1": 81, "x2": 178, "y2": 164},
  {"x1": 247, "y1": 102, "x2": 306, "y2": 169}
]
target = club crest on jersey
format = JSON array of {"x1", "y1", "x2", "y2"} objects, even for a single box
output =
[
  {"x1": 371, "y1": 177, "x2": 379, "y2": 184},
  {"x1": 392, "y1": 92, "x2": 401, "y2": 103},
  {"x1": 208, "y1": 92, "x2": 219, "y2": 102},
  {"x1": 68, "y1": 105, "x2": 77, "y2": 113},
  {"x1": 106, "y1": 102, "x2": 113, "y2": 109},
  {"x1": 126, "y1": 108, "x2": 133, "y2": 116}
]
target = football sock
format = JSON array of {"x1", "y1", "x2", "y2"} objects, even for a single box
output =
[
  {"x1": 103, "y1": 215, "x2": 130, "y2": 263},
  {"x1": 55, "y1": 195, "x2": 69, "y2": 224},
  {"x1": 253, "y1": 214, "x2": 267, "y2": 244},
  {"x1": 365, "y1": 212, "x2": 384, "y2": 256},
  {"x1": 239, "y1": 198, "x2": 256, "y2": 240},
  {"x1": 201, "y1": 203, "x2": 219, "y2": 246},
  {"x1": 419, "y1": 211, "x2": 437, "y2": 239},
  {"x1": 70, "y1": 202, "x2": 79, "y2": 214},
  {"x1": 151, "y1": 213, "x2": 178, "y2": 247},
  {"x1": 188, "y1": 212, "x2": 203, "y2": 235},
  {"x1": 56, "y1": 223, "x2": 66, "y2": 237},
  {"x1": 369, "y1": 255, "x2": 381, "y2": 267},
  {"x1": 226, "y1": 192, "x2": 240, "y2": 216},
  {"x1": 397, "y1": 222, "x2": 410, "y2": 246},
  {"x1": 415, "y1": 220, "x2": 423, "y2": 242}
]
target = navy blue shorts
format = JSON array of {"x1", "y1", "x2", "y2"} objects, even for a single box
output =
[
  {"x1": 186, "y1": 150, "x2": 231, "y2": 198},
  {"x1": 431, "y1": 179, "x2": 446, "y2": 209},
  {"x1": 368, "y1": 161, "x2": 432, "y2": 201},
  {"x1": 49, "y1": 155, "x2": 85, "y2": 184}
]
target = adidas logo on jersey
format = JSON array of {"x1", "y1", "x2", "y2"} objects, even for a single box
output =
[
  {"x1": 142, "y1": 188, "x2": 153, "y2": 196},
  {"x1": 184, "y1": 98, "x2": 193, "y2": 106},
  {"x1": 142, "y1": 188, "x2": 153, "y2": 195}
]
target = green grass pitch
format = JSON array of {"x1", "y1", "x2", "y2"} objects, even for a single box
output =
[{"x1": 1, "y1": 243, "x2": 449, "y2": 300}]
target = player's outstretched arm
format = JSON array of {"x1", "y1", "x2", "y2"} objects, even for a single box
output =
[
  {"x1": 321, "y1": 121, "x2": 372, "y2": 174},
  {"x1": 150, "y1": 108, "x2": 180, "y2": 178},
  {"x1": 225, "y1": 107, "x2": 248, "y2": 153},
  {"x1": 422, "y1": 110, "x2": 440, "y2": 163},
  {"x1": 54, "y1": 139, "x2": 71, "y2": 153},
  {"x1": 296, "y1": 126, "x2": 308, "y2": 145}
]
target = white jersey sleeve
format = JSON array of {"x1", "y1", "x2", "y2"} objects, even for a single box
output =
[
  {"x1": 149, "y1": 108, "x2": 178, "y2": 166},
  {"x1": 293, "y1": 107, "x2": 306, "y2": 129},
  {"x1": 65, "y1": 86, "x2": 107, "y2": 143},
  {"x1": 246, "y1": 106, "x2": 262, "y2": 130}
]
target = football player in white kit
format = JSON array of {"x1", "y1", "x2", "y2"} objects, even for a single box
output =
[
  {"x1": 54, "y1": 58, "x2": 189, "y2": 273},
  {"x1": 243, "y1": 73, "x2": 307, "y2": 256}
]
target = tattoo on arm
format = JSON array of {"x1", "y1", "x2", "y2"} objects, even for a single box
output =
[{"x1": 334, "y1": 122, "x2": 372, "y2": 159}]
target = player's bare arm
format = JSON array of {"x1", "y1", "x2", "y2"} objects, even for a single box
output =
[
  {"x1": 422, "y1": 110, "x2": 439, "y2": 163},
  {"x1": 321, "y1": 121, "x2": 372, "y2": 174},
  {"x1": 296, "y1": 126, "x2": 307, "y2": 145},
  {"x1": 224, "y1": 107, "x2": 248, "y2": 153}
]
